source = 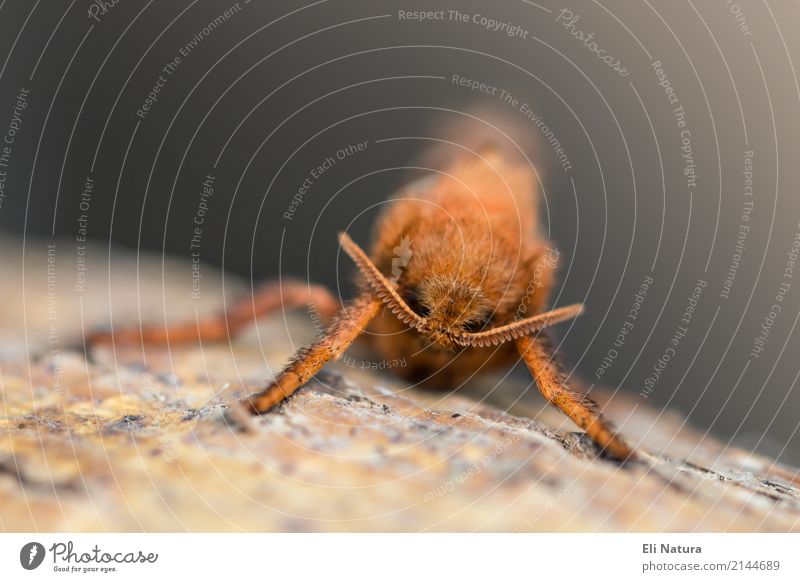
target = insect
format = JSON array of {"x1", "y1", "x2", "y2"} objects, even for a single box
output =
[{"x1": 90, "y1": 147, "x2": 635, "y2": 461}]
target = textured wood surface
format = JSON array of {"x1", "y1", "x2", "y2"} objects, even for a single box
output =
[{"x1": 1, "y1": 237, "x2": 799, "y2": 532}]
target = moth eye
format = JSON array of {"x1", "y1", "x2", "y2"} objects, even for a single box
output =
[{"x1": 405, "y1": 293, "x2": 430, "y2": 317}]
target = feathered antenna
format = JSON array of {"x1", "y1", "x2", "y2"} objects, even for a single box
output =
[
  {"x1": 452, "y1": 303, "x2": 584, "y2": 348},
  {"x1": 339, "y1": 232, "x2": 582, "y2": 347},
  {"x1": 338, "y1": 232, "x2": 426, "y2": 332}
]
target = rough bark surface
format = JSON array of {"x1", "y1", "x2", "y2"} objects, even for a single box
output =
[{"x1": 1, "y1": 238, "x2": 799, "y2": 532}]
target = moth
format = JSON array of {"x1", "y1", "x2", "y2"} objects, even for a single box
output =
[{"x1": 90, "y1": 148, "x2": 635, "y2": 461}]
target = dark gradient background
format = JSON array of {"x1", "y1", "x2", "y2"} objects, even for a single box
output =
[{"x1": 1, "y1": 1, "x2": 799, "y2": 463}]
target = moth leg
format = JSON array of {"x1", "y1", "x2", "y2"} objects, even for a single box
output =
[
  {"x1": 245, "y1": 292, "x2": 381, "y2": 413},
  {"x1": 516, "y1": 334, "x2": 636, "y2": 461},
  {"x1": 87, "y1": 279, "x2": 340, "y2": 346}
]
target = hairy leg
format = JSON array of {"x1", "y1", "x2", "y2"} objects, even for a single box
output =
[
  {"x1": 516, "y1": 334, "x2": 636, "y2": 461},
  {"x1": 244, "y1": 292, "x2": 381, "y2": 413},
  {"x1": 87, "y1": 279, "x2": 339, "y2": 346}
]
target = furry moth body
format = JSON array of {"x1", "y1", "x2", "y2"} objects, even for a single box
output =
[
  {"x1": 91, "y1": 148, "x2": 635, "y2": 461},
  {"x1": 248, "y1": 149, "x2": 635, "y2": 461}
]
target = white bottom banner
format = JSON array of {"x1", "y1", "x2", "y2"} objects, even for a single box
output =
[{"x1": 0, "y1": 533, "x2": 797, "y2": 581}]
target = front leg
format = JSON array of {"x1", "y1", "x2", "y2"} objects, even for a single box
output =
[
  {"x1": 516, "y1": 334, "x2": 636, "y2": 461},
  {"x1": 245, "y1": 292, "x2": 381, "y2": 413}
]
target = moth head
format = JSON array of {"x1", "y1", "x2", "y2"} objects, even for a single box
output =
[
  {"x1": 339, "y1": 232, "x2": 583, "y2": 349},
  {"x1": 412, "y1": 275, "x2": 493, "y2": 347}
]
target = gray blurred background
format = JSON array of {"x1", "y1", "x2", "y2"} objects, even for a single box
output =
[{"x1": 1, "y1": 0, "x2": 799, "y2": 464}]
